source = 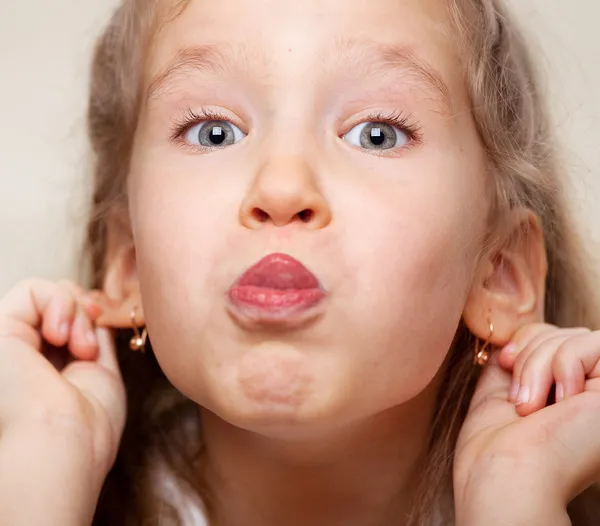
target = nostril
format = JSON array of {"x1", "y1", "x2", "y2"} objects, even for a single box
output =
[
  {"x1": 251, "y1": 208, "x2": 270, "y2": 222},
  {"x1": 298, "y1": 209, "x2": 314, "y2": 222}
]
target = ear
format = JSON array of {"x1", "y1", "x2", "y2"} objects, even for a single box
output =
[
  {"x1": 463, "y1": 208, "x2": 547, "y2": 346},
  {"x1": 93, "y1": 211, "x2": 145, "y2": 329}
]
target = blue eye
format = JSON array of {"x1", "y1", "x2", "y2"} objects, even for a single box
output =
[
  {"x1": 184, "y1": 120, "x2": 246, "y2": 147},
  {"x1": 343, "y1": 121, "x2": 410, "y2": 150}
]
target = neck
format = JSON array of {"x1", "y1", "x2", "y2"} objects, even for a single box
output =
[{"x1": 199, "y1": 383, "x2": 439, "y2": 526}]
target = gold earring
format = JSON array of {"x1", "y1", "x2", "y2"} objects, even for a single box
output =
[
  {"x1": 474, "y1": 315, "x2": 494, "y2": 366},
  {"x1": 129, "y1": 307, "x2": 147, "y2": 352}
]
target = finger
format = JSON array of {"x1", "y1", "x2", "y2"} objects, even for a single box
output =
[
  {"x1": 585, "y1": 377, "x2": 600, "y2": 391},
  {"x1": 509, "y1": 327, "x2": 588, "y2": 402},
  {"x1": 497, "y1": 342, "x2": 519, "y2": 370},
  {"x1": 507, "y1": 328, "x2": 556, "y2": 401},
  {"x1": 57, "y1": 279, "x2": 85, "y2": 299},
  {"x1": 40, "y1": 287, "x2": 78, "y2": 349},
  {"x1": 510, "y1": 323, "x2": 557, "y2": 354},
  {"x1": 501, "y1": 324, "x2": 557, "y2": 375},
  {"x1": 0, "y1": 279, "x2": 77, "y2": 350},
  {"x1": 0, "y1": 278, "x2": 54, "y2": 321},
  {"x1": 67, "y1": 307, "x2": 100, "y2": 361},
  {"x1": 553, "y1": 331, "x2": 600, "y2": 400},
  {"x1": 58, "y1": 281, "x2": 103, "y2": 322},
  {"x1": 513, "y1": 323, "x2": 561, "y2": 380},
  {"x1": 41, "y1": 283, "x2": 99, "y2": 361},
  {"x1": 514, "y1": 331, "x2": 589, "y2": 414}
]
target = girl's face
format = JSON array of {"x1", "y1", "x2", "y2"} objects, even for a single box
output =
[{"x1": 128, "y1": 0, "x2": 489, "y2": 434}]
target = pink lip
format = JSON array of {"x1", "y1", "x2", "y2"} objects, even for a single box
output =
[{"x1": 227, "y1": 253, "x2": 326, "y2": 327}]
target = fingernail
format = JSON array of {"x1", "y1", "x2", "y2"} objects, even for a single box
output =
[
  {"x1": 81, "y1": 292, "x2": 102, "y2": 308},
  {"x1": 556, "y1": 382, "x2": 564, "y2": 402},
  {"x1": 503, "y1": 343, "x2": 518, "y2": 356},
  {"x1": 516, "y1": 385, "x2": 530, "y2": 405},
  {"x1": 86, "y1": 330, "x2": 98, "y2": 346},
  {"x1": 509, "y1": 381, "x2": 520, "y2": 401},
  {"x1": 83, "y1": 302, "x2": 103, "y2": 319},
  {"x1": 81, "y1": 295, "x2": 97, "y2": 307}
]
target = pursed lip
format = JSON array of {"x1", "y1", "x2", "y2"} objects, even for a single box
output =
[{"x1": 226, "y1": 253, "x2": 327, "y2": 329}]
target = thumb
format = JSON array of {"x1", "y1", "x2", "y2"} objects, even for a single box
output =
[
  {"x1": 470, "y1": 352, "x2": 513, "y2": 409},
  {"x1": 94, "y1": 327, "x2": 122, "y2": 379},
  {"x1": 61, "y1": 328, "x2": 126, "y2": 443},
  {"x1": 463, "y1": 352, "x2": 520, "y2": 436},
  {"x1": 535, "y1": 391, "x2": 600, "y2": 501}
]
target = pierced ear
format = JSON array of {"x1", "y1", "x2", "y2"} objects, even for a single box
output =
[
  {"x1": 104, "y1": 243, "x2": 139, "y2": 300},
  {"x1": 94, "y1": 211, "x2": 144, "y2": 329},
  {"x1": 463, "y1": 208, "x2": 547, "y2": 346}
]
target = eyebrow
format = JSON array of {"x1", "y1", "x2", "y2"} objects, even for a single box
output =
[
  {"x1": 147, "y1": 43, "x2": 263, "y2": 101},
  {"x1": 147, "y1": 37, "x2": 452, "y2": 112},
  {"x1": 327, "y1": 37, "x2": 453, "y2": 113}
]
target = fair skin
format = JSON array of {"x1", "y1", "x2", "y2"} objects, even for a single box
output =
[{"x1": 1, "y1": 0, "x2": 600, "y2": 525}]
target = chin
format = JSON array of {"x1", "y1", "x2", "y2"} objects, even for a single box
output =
[{"x1": 201, "y1": 344, "x2": 351, "y2": 435}]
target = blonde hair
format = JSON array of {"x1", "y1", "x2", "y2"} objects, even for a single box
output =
[{"x1": 85, "y1": 0, "x2": 600, "y2": 524}]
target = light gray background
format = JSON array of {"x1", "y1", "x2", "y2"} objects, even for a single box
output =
[{"x1": 1, "y1": 1, "x2": 599, "y2": 294}]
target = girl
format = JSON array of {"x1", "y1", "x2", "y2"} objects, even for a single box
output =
[{"x1": 1, "y1": 0, "x2": 600, "y2": 524}]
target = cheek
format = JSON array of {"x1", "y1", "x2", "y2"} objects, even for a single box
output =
[
  {"x1": 334, "y1": 162, "x2": 485, "y2": 406},
  {"x1": 129, "y1": 146, "x2": 247, "y2": 291},
  {"x1": 127, "y1": 157, "x2": 245, "y2": 386},
  {"x1": 132, "y1": 182, "x2": 226, "y2": 299}
]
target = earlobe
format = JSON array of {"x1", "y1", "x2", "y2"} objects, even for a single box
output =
[
  {"x1": 463, "y1": 209, "x2": 547, "y2": 346},
  {"x1": 94, "y1": 243, "x2": 145, "y2": 329}
]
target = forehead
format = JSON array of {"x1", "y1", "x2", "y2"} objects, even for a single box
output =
[{"x1": 147, "y1": 0, "x2": 464, "y2": 107}]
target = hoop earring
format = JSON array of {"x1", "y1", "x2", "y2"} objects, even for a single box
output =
[
  {"x1": 474, "y1": 315, "x2": 494, "y2": 366},
  {"x1": 129, "y1": 307, "x2": 147, "y2": 353}
]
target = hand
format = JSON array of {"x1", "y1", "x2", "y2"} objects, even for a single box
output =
[
  {"x1": 454, "y1": 323, "x2": 600, "y2": 524},
  {"x1": 0, "y1": 278, "x2": 126, "y2": 478}
]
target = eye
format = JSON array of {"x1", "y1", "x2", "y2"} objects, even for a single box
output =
[
  {"x1": 343, "y1": 121, "x2": 410, "y2": 151},
  {"x1": 183, "y1": 120, "x2": 246, "y2": 148}
]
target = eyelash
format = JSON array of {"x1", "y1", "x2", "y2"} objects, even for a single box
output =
[
  {"x1": 170, "y1": 108, "x2": 231, "y2": 142},
  {"x1": 169, "y1": 107, "x2": 423, "y2": 147},
  {"x1": 349, "y1": 109, "x2": 423, "y2": 145}
]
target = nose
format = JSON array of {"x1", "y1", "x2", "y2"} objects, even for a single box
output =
[{"x1": 239, "y1": 156, "x2": 332, "y2": 229}]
